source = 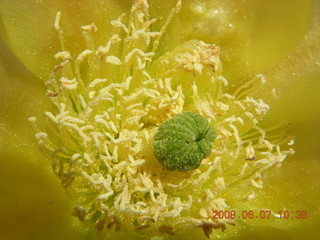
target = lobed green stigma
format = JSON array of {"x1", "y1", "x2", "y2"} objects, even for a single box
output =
[{"x1": 153, "y1": 111, "x2": 216, "y2": 171}]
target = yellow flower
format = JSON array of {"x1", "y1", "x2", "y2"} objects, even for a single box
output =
[{"x1": 1, "y1": 0, "x2": 319, "y2": 240}]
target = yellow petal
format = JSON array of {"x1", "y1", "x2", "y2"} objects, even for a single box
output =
[
  {"x1": 242, "y1": 0, "x2": 313, "y2": 72},
  {"x1": 149, "y1": 0, "x2": 313, "y2": 82},
  {"x1": 0, "y1": 152, "x2": 75, "y2": 240},
  {"x1": 1, "y1": 1, "x2": 319, "y2": 239},
  {"x1": 253, "y1": 72, "x2": 320, "y2": 239},
  {"x1": 0, "y1": 0, "x2": 127, "y2": 80},
  {"x1": 254, "y1": 3, "x2": 320, "y2": 103},
  {"x1": 263, "y1": 72, "x2": 320, "y2": 159},
  {"x1": 0, "y1": 38, "x2": 50, "y2": 148},
  {"x1": 0, "y1": 35, "x2": 71, "y2": 239}
]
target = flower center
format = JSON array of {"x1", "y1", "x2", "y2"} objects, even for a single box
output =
[{"x1": 29, "y1": 0, "x2": 295, "y2": 238}]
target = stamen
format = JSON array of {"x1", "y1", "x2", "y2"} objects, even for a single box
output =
[
  {"x1": 152, "y1": 0, "x2": 182, "y2": 54},
  {"x1": 54, "y1": 11, "x2": 65, "y2": 51}
]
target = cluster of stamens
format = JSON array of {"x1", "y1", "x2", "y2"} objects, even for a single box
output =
[{"x1": 29, "y1": 0, "x2": 294, "y2": 238}]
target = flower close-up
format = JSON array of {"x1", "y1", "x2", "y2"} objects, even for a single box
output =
[{"x1": 0, "y1": 0, "x2": 320, "y2": 240}]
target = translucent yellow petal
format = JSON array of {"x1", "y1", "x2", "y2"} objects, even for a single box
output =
[
  {"x1": 0, "y1": 0, "x2": 127, "y2": 80},
  {"x1": 0, "y1": 152, "x2": 74, "y2": 240},
  {"x1": 149, "y1": 0, "x2": 313, "y2": 82},
  {"x1": 242, "y1": 0, "x2": 313, "y2": 72},
  {"x1": 268, "y1": 72, "x2": 320, "y2": 123},
  {"x1": 254, "y1": 3, "x2": 320, "y2": 103},
  {"x1": 0, "y1": 35, "x2": 74, "y2": 240},
  {"x1": 250, "y1": 72, "x2": 320, "y2": 239},
  {"x1": 0, "y1": 38, "x2": 50, "y2": 149}
]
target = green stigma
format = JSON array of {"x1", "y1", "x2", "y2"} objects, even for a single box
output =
[{"x1": 153, "y1": 111, "x2": 216, "y2": 171}]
